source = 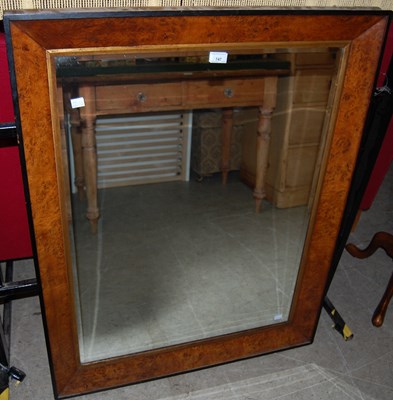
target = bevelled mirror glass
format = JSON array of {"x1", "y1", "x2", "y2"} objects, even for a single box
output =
[
  {"x1": 5, "y1": 8, "x2": 388, "y2": 398},
  {"x1": 55, "y1": 47, "x2": 338, "y2": 363}
]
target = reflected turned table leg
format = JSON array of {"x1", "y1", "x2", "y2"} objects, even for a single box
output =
[
  {"x1": 69, "y1": 109, "x2": 85, "y2": 201},
  {"x1": 64, "y1": 87, "x2": 85, "y2": 200},
  {"x1": 71, "y1": 125, "x2": 85, "y2": 201},
  {"x1": 253, "y1": 76, "x2": 277, "y2": 213},
  {"x1": 221, "y1": 108, "x2": 233, "y2": 185},
  {"x1": 79, "y1": 84, "x2": 100, "y2": 234},
  {"x1": 253, "y1": 105, "x2": 274, "y2": 213}
]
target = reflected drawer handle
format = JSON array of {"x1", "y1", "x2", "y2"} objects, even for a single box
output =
[
  {"x1": 224, "y1": 88, "x2": 234, "y2": 98},
  {"x1": 137, "y1": 92, "x2": 147, "y2": 102}
]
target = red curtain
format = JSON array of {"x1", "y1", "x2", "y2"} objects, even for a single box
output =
[{"x1": 0, "y1": 32, "x2": 33, "y2": 260}]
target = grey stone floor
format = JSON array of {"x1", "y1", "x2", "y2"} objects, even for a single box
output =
[
  {"x1": 7, "y1": 163, "x2": 393, "y2": 399},
  {"x1": 72, "y1": 175, "x2": 308, "y2": 362}
]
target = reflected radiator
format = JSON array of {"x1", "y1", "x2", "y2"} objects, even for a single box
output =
[{"x1": 94, "y1": 112, "x2": 192, "y2": 189}]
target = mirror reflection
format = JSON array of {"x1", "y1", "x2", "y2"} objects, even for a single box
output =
[{"x1": 55, "y1": 47, "x2": 339, "y2": 363}]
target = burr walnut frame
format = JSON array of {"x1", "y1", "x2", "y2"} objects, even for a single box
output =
[{"x1": 4, "y1": 8, "x2": 389, "y2": 399}]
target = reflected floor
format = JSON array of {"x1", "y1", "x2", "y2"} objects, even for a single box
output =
[{"x1": 71, "y1": 174, "x2": 309, "y2": 363}]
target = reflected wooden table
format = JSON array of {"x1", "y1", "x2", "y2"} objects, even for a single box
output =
[{"x1": 60, "y1": 62, "x2": 289, "y2": 233}]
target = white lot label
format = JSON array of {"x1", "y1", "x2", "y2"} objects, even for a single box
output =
[
  {"x1": 70, "y1": 97, "x2": 85, "y2": 109},
  {"x1": 209, "y1": 51, "x2": 228, "y2": 64}
]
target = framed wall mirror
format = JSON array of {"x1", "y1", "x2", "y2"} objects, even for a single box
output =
[{"x1": 4, "y1": 8, "x2": 388, "y2": 398}]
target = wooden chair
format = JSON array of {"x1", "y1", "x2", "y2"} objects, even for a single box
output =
[{"x1": 346, "y1": 231, "x2": 393, "y2": 327}]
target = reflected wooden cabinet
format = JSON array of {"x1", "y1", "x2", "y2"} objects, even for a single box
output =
[
  {"x1": 5, "y1": 9, "x2": 388, "y2": 399},
  {"x1": 241, "y1": 51, "x2": 337, "y2": 208}
]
